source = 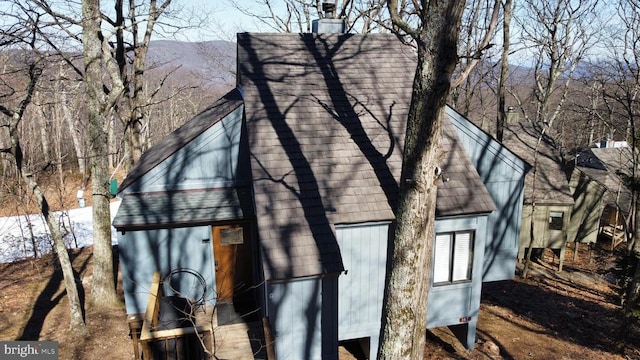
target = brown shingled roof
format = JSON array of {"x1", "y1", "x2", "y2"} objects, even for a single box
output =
[
  {"x1": 576, "y1": 147, "x2": 636, "y2": 214},
  {"x1": 113, "y1": 187, "x2": 254, "y2": 230},
  {"x1": 502, "y1": 122, "x2": 574, "y2": 205},
  {"x1": 238, "y1": 33, "x2": 495, "y2": 280}
]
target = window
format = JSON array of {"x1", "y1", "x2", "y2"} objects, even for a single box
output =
[
  {"x1": 433, "y1": 231, "x2": 474, "y2": 285},
  {"x1": 549, "y1": 211, "x2": 564, "y2": 231}
]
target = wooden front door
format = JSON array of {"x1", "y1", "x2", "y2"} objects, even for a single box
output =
[{"x1": 212, "y1": 224, "x2": 243, "y2": 302}]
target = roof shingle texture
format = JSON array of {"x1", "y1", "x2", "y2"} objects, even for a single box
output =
[
  {"x1": 112, "y1": 187, "x2": 254, "y2": 230},
  {"x1": 502, "y1": 122, "x2": 574, "y2": 205},
  {"x1": 238, "y1": 33, "x2": 495, "y2": 280},
  {"x1": 576, "y1": 147, "x2": 635, "y2": 213}
]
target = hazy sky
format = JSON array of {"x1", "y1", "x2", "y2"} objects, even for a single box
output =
[{"x1": 172, "y1": 0, "x2": 267, "y2": 41}]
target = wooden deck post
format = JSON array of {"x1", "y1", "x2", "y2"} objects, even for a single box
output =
[
  {"x1": 263, "y1": 316, "x2": 276, "y2": 360},
  {"x1": 139, "y1": 271, "x2": 213, "y2": 360}
]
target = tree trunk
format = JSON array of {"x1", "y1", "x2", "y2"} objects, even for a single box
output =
[
  {"x1": 38, "y1": 106, "x2": 51, "y2": 165},
  {"x1": 618, "y1": 251, "x2": 640, "y2": 352},
  {"x1": 82, "y1": 0, "x2": 117, "y2": 306},
  {"x1": 23, "y1": 173, "x2": 87, "y2": 333},
  {"x1": 497, "y1": 0, "x2": 512, "y2": 142},
  {"x1": 522, "y1": 204, "x2": 537, "y2": 278},
  {"x1": 62, "y1": 89, "x2": 87, "y2": 179},
  {"x1": 124, "y1": 0, "x2": 172, "y2": 169},
  {"x1": 522, "y1": 132, "x2": 548, "y2": 279},
  {"x1": 379, "y1": 1, "x2": 465, "y2": 358},
  {"x1": 10, "y1": 119, "x2": 86, "y2": 333}
]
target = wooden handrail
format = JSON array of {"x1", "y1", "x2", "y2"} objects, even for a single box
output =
[
  {"x1": 142, "y1": 324, "x2": 213, "y2": 341},
  {"x1": 138, "y1": 271, "x2": 213, "y2": 360},
  {"x1": 141, "y1": 271, "x2": 162, "y2": 341}
]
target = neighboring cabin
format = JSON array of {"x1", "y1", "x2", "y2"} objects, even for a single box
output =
[
  {"x1": 499, "y1": 121, "x2": 575, "y2": 270},
  {"x1": 569, "y1": 144, "x2": 634, "y2": 249},
  {"x1": 113, "y1": 29, "x2": 528, "y2": 359}
]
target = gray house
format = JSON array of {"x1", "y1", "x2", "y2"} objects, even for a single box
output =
[
  {"x1": 113, "y1": 31, "x2": 528, "y2": 359},
  {"x1": 569, "y1": 146, "x2": 634, "y2": 248},
  {"x1": 499, "y1": 122, "x2": 574, "y2": 269}
]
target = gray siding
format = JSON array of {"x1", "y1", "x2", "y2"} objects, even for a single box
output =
[
  {"x1": 518, "y1": 204, "x2": 574, "y2": 257},
  {"x1": 482, "y1": 180, "x2": 525, "y2": 281},
  {"x1": 428, "y1": 216, "x2": 486, "y2": 326},
  {"x1": 447, "y1": 107, "x2": 528, "y2": 282},
  {"x1": 428, "y1": 215, "x2": 488, "y2": 349},
  {"x1": 336, "y1": 222, "x2": 389, "y2": 359},
  {"x1": 118, "y1": 226, "x2": 215, "y2": 315},
  {"x1": 267, "y1": 277, "x2": 339, "y2": 360},
  {"x1": 568, "y1": 169, "x2": 606, "y2": 244},
  {"x1": 121, "y1": 106, "x2": 244, "y2": 194}
]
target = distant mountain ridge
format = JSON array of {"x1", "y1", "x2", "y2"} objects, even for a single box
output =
[{"x1": 147, "y1": 39, "x2": 236, "y2": 89}]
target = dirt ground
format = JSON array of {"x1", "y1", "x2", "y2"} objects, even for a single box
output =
[
  {"x1": 428, "y1": 241, "x2": 640, "y2": 360},
  {"x1": 0, "y1": 170, "x2": 92, "y2": 217},
  {"x1": 0, "y1": 240, "x2": 638, "y2": 359},
  {"x1": 0, "y1": 247, "x2": 134, "y2": 359}
]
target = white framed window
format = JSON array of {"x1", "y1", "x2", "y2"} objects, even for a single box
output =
[{"x1": 433, "y1": 231, "x2": 474, "y2": 285}]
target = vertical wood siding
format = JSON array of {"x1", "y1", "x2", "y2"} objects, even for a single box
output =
[
  {"x1": 122, "y1": 106, "x2": 245, "y2": 194},
  {"x1": 118, "y1": 226, "x2": 214, "y2": 315},
  {"x1": 518, "y1": 204, "x2": 574, "y2": 258},
  {"x1": 428, "y1": 216, "x2": 487, "y2": 329},
  {"x1": 447, "y1": 107, "x2": 528, "y2": 282},
  {"x1": 267, "y1": 276, "x2": 338, "y2": 360},
  {"x1": 336, "y1": 222, "x2": 390, "y2": 359},
  {"x1": 482, "y1": 180, "x2": 525, "y2": 281},
  {"x1": 567, "y1": 169, "x2": 606, "y2": 244}
]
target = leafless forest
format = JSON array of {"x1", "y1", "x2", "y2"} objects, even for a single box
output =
[{"x1": 1, "y1": 0, "x2": 640, "y2": 358}]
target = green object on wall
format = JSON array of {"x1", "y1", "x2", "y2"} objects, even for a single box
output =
[{"x1": 110, "y1": 179, "x2": 118, "y2": 197}]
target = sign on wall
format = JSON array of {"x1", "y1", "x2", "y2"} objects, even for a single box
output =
[{"x1": 220, "y1": 227, "x2": 244, "y2": 245}]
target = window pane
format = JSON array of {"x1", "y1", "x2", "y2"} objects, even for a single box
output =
[
  {"x1": 549, "y1": 211, "x2": 564, "y2": 231},
  {"x1": 452, "y1": 232, "x2": 472, "y2": 281},
  {"x1": 433, "y1": 234, "x2": 452, "y2": 283}
]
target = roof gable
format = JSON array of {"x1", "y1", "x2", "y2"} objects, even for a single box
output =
[
  {"x1": 575, "y1": 147, "x2": 635, "y2": 213},
  {"x1": 238, "y1": 33, "x2": 495, "y2": 280},
  {"x1": 118, "y1": 89, "x2": 243, "y2": 193},
  {"x1": 446, "y1": 106, "x2": 530, "y2": 181},
  {"x1": 588, "y1": 147, "x2": 635, "y2": 174},
  {"x1": 502, "y1": 122, "x2": 574, "y2": 205}
]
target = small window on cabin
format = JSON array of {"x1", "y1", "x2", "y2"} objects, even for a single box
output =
[
  {"x1": 549, "y1": 211, "x2": 564, "y2": 231},
  {"x1": 433, "y1": 231, "x2": 474, "y2": 286}
]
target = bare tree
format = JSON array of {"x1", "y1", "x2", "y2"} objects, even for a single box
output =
[
  {"x1": 230, "y1": 0, "x2": 392, "y2": 33},
  {"x1": 0, "y1": 3, "x2": 86, "y2": 332},
  {"x1": 509, "y1": 0, "x2": 602, "y2": 277},
  {"x1": 451, "y1": 0, "x2": 501, "y2": 90},
  {"x1": 81, "y1": 0, "x2": 123, "y2": 306},
  {"x1": 109, "y1": 0, "x2": 175, "y2": 169},
  {"x1": 29, "y1": 0, "x2": 181, "y2": 306},
  {"x1": 378, "y1": 1, "x2": 465, "y2": 359},
  {"x1": 512, "y1": 0, "x2": 601, "y2": 129},
  {"x1": 497, "y1": 0, "x2": 513, "y2": 142},
  {"x1": 594, "y1": 0, "x2": 640, "y2": 351}
]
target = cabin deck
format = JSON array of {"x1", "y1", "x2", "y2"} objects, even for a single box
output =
[
  {"x1": 208, "y1": 320, "x2": 266, "y2": 359},
  {"x1": 600, "y1": 224, "x2": 626, "y2": 250},
  {"x1": 195, "y1": 304, "x2": 269, "y2": 360},
  {"x1": 129, "y1": 273, "x2": 269, "y2": 360}
]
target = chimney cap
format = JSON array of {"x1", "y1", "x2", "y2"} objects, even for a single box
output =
[{"x1": 322, "y1": 2, "x2": 336, "y2": 18}]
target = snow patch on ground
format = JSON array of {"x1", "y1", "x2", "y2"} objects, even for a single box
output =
[{"x1": 0, "y1": 200, "x2": 121, "y2": 264}]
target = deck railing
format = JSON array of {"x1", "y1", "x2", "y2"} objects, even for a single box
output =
[{"x1": 132, "y1": 271, "x2": 213, "y2": 360}]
